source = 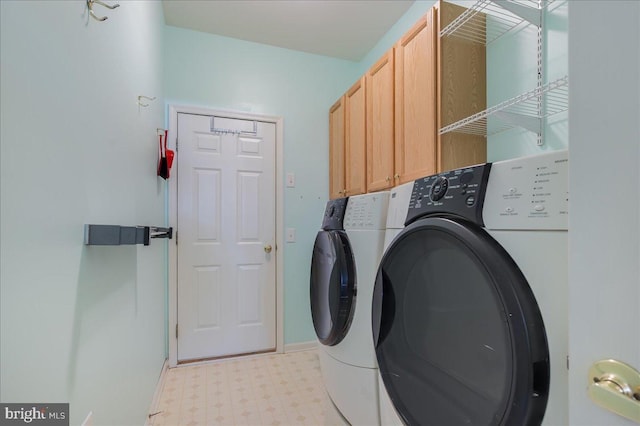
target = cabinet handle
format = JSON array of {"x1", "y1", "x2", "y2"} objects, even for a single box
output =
[
  {"x1": 394, "y1": 174, "x2": 400, "y2": 180},
  {"x1": 385, "y1": 176, "x2": 391, "y2": 182}
]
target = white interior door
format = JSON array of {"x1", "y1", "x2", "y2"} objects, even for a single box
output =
[
  {"x1": 569, "y1": 2, "x2": 640, "y2": 424},
  {"x1": 176, "y1": 113, "x2": 276, "y2": 362}
]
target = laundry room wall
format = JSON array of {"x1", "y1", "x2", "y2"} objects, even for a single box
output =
[
  {"x1": 163, "y1": 26, "x2": 361, "y2": 345},
  {"x1": 0, "y1": 2, "x2": 166, "y2": 425},
  {"x1": 486, "y1": 0, "x2": 569, "y2": 161},
  {"x1": 356, "y1": 0, "x2": 437, "y2": 74}
]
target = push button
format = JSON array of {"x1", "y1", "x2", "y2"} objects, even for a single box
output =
[{"x1": 465, "y1": 195, "x2": 476, "y2": 206}]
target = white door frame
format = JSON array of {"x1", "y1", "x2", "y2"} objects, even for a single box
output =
[{"x1": 167, "y1": 105, "x2": 284, "y2": 367}]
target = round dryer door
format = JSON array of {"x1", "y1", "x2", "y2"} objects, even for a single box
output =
[
  {"x1": 310, "y1": 230, "x2": 356, "y2": 346},
  {"x1": 372, "y1": 217, "x2": 550, "y2": 426}
]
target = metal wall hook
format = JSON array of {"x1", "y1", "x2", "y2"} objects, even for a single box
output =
[
  {"x1": 150, "y1": 227, "x2": 173, "y2": 240},
  {"x1": 87, "y1": 0, "x2": 120, "y2": 22},
  {"x1": 138, "y1": 95, "x2": 156, "y2": 107}
]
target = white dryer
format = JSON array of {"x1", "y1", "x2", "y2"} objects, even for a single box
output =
[
  {"x1": 383, "y1": 182, "x2": 415, "y2": 250},
  {"x1": 311, "y1": 191, "x2": 389, "y2": 426},
  {"x1": 373, "y1": 151, "x2": 568, "y2": 425}
]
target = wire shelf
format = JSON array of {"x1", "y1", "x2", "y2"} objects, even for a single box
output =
[
  {"x1": 439, "y1": 75, "x2": 568, "y2": 137},
  {"x1": 440, "y1": 0, "x2": 549, "y2": 45}
]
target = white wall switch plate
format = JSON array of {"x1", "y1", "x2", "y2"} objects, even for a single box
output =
[
  {"x1": 286, "y1": 228, "x2": 296, "y2": 242},
  {"x1": 286, "y1": 172, "x2": 295, "y2": 187}
]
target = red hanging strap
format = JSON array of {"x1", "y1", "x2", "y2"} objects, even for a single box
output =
[{"x1": 157, "y1": 131, "x2": 169, "y2": 179}]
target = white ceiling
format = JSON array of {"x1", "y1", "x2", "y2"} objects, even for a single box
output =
[{"x1": 162, "y1": 0, "x2": 415, "y2": 61}]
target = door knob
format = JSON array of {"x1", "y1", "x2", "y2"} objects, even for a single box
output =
[
  {"x1": 588, "y1": 359, "x2": 640, "y2": 423},
  {"x1": 264, "y1": 244, "x2": 272, "y2": 253}
]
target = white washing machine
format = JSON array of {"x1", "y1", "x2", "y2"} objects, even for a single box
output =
[
  {"x1": 378, "y1": 182, "x2": 415, "y2": 426},
  {"x1": 383, "y1": 182, "x2": 415, "y2": 250},
  {"x1": 373, "y1": 151, "x2": 568, "y2": 425},
  {"x1": 311, "y1": 191, "x2": 389, "y2": 426}
]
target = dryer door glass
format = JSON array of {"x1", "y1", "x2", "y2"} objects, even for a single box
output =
[
  {"x1": 310, "y1": 230, "x2": 356, "y2": 346},
  {"x1": 372, "y1": 217, "x2": 549, "y2": 426}
]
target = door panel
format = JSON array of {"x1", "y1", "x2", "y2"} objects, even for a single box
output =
[
  {"x1": 345, "y1": 77, "x2": 367, "y2": 196},
  {"x1": 195, "y1": 267, "x2": 220, "y2": 328},
  {"x1": 177, "y1": 113, "x2": 276, "y2": 361},
  {"x1": 195, "y1": 169, "x2": 220, "y2": 240},
  {"x1": 395, "y1": 10, "x2": 437, "y2": 184},
  {"x1": 329, "y1": 98, "x2": 346, "y2": 199},
  {"x1": 367, "y1": 49, "x2": 395, "y2": 192},
  {"x1": 238, "y1": 171, "x2": 260, "y2": 240}
]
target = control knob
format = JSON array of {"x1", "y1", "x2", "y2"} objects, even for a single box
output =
[{"x1": 430, "y1": 176, "x2": 449, "y2": 201}]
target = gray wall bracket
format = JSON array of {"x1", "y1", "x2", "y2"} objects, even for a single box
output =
[{"x1": 84, "y1": 224, "x2": 173, "y2": 246}]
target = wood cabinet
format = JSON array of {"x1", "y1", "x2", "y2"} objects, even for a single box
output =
[
  {"x1": 329, "y1": 1, "x2": 486, "y2": 197},
  {"x1": 329, "y1": 97, "x2": 346, "y2": 199},
  {"x1": 366, "y1": 50, "x2": 395, "y2": 192},
  {"x1": 394, "y1": 2, "x2": 486, "y2": 182},
  {"x1": 394, "y1": 8, "x2": 438, "y2": 185},
  {"x1": 345, "y1": 77, "x2": 367, "y2": 197},
  {"x1": 329, "y1": 77, "x2": 367, "y2": 199},
  {"x1": 366, "y1": 11, "x2": 439, "y2": 193}
]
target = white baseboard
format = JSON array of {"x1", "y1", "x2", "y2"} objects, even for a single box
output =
[
  {"x1": 284, "y1": 340, "x2": 317, "y2": 353},
  {"x1": 145, "y1": 359, "x2": 169, "y2": 426}
]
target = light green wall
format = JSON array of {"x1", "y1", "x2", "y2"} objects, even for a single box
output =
[
  {"x1": 0, "y1": 1, "x2": 166, "y2": 425},
  {"x1": 357, "y1": 0, "x2": 436, "y2": 74},
  {"x1": 487, "y1": 0, "x2": 569, "y2": 160},
  {"x1": 163, "y1": 26, "x2": 361, "y2": 344}
]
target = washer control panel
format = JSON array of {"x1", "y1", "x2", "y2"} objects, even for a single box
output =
[
  {"x1": 321, "y1": 197, "x2": 348, "y2": 230},
  {"x1": 483, "y1": 150, "x2": 568, "y2": 230},
  {"x1": 405, "y1": 163, "x2": 491, "y2": 226},
  {"x1": 344, "y1": 192, "x2": 390, "y2": 230}
]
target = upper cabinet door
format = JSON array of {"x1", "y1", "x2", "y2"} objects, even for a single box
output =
[
  {"x1": 366, "y1": 50, "x2": 395, "y2": 192},
  {"x1": 345, "y1": 77, "x2": 367, "y2": 197},
  {"x1": 329, "y1": 97, "x2": 346, "y2": 199},
  {"x1": 394, "y1": 8, "x2": 437, "y2": 184}
]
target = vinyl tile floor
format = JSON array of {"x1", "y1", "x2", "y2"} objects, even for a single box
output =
[{"x1": 149, "y1": 349, "x2": 343, "y2": 426}]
